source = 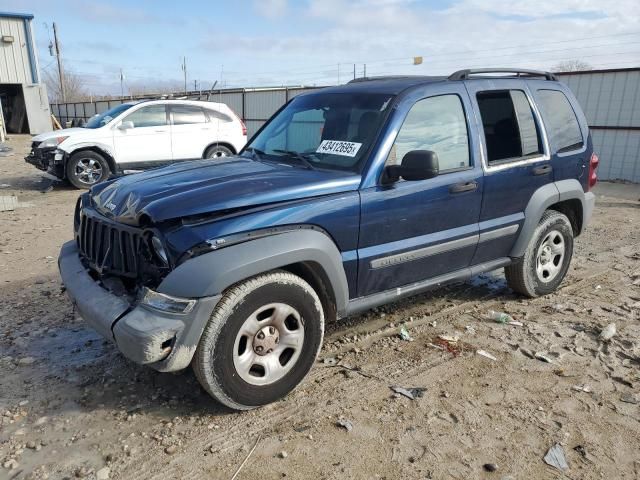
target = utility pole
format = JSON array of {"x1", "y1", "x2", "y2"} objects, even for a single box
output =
[
  {"x1": 194, "y1": 79, "x2": 197, "y2": 91},
  {"x1": 181, "y1": 57, "x2": 187, "y2": 93},
  {"x1": 120, "y1": 69, "x2": 125, "y2": 98},
  {"x1": 337, "y1": 63, "x2": 340, "y2": 84},
  {"x1": 52, "y1": 22, "x2": 66, "y2": 102},
  {"x1": 353, "y1": 64, "x2": 356, "y2": 80},
  {"x1": 364, "y1": 64, "x2": 367, "y2": 78}
]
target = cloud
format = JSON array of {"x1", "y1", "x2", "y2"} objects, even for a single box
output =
[{"x1": 254, "y1": 0, "x2": 288, "y2": 19}]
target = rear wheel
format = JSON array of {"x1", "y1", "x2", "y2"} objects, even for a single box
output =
[
  {"x1": 66, "y1": 151, "x2": 110, "y2": 189},
  {"x1": 505, "y1": 210, "x2": 574, "y2": 297},
  {"x1": 204, "y1": 144, "x2": 233, "y2": 159},
  {"x1": 193, "y1": 271, "x2": 324, "y2": 410}
]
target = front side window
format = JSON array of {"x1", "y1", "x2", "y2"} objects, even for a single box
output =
[
  {"x1": 387, "y1": 94, "x2": 470, "y2": 172},
  {"x1": 245, "y1": 92, "x2": 393, "y2": 171},
  {"x1": 476, "y1": 90, "x2": 543, "y2": 164},
  {"x1": 536, "y1": 89, "x2": 584, "y2": 153},
  {"x1": 172, "y1": 105, "x2": 207, "y2": 125},
  {"x1": 124, "y1": 105, "x2": 167, "y2": 128}
]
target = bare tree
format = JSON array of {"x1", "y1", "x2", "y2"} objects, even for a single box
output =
[
  {"x1": 552, "y1": 60, "x2": 593, "y2": 72},
  {"x1": 43, "y1": 65, "x2": 89, "y2": 103}
]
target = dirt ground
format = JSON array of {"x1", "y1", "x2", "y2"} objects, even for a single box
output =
[{"x1": 1, "y1": 134, "x2": 639, "y2": 480}]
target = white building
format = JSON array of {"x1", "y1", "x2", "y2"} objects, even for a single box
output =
[{"x1": 0, "y1": 11, "x2": 51, "y2": 134}]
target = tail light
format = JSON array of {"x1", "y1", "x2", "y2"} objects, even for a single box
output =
[
  {"x1": 230, "y1": 109, "x2": 247, "y2": 136},
  {"x1": 588, "y1": 152, "x2": 599, "y2": 191}
]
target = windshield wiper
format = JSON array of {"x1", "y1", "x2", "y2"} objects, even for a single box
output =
[
  {"x1": 271, "y1": 149, "x2": 316, "y2": 170},
  {"x1": 244, "y1": 147, "x2": 265, "y2": 160}
]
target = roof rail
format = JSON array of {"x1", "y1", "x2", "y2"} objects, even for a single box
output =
[
  {"x1": 448, "y1": 68, "x2": 558, "y2": 81},
  {"x1": 348, "y1": 75, "x2": 418, "y2": 83}
]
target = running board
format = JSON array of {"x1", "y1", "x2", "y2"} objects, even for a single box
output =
[{"x1": 345, "y1": 257, "x2": 512, "y2": 317}]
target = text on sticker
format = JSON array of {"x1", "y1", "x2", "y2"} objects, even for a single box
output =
[{"x1": 316, "y1": 140, "x2": 362, "y2": 157}]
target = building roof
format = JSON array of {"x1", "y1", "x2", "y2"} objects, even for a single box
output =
[{"x1": 0, "y1": 12, "x2": 34, "y2": 20}]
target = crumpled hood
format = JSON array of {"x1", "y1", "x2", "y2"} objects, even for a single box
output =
[
  {"x1": 90, "y1": 157, "x2": 361, "y2": 225},
  {"x1": 32, "y1": 127, "x2": 90, "y2": 142}
]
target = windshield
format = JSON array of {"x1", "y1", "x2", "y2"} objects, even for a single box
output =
[
  {"x1": 244, "y1": 92, "x2": 393, "y2": 172},
  {"x1": 85, "y1": 104, "x2": 134, "y2": 129}
]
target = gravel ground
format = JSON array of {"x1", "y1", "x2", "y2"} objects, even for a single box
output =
[{"x1": 1, "y1": 134, "x2": 639, "y2": 480}]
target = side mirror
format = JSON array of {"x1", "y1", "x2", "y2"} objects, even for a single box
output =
[
  {"x1": 384, "y1": 150, "x2": 439, "y2": 183},
  {"x1": 118, "y1": 121, "x2": 134, "y2": 130}
]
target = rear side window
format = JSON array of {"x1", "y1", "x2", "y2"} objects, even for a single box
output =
[
  {"x1": 124, "y1": 105, "x2": 167, "y2": 128},
  {"x1": 206, "y1": 108, "x2": 232, "y2": 123},
  {"x1": 476, "y1": 90, "x2": 542, "y2": 164},
  {"x1": 171, "y1": 105, "x2": 207, "y2": 125},
  {"x1": 388, "y1": 94, "x2": 470, "y2": 172},
  {"x1": 536, "y1": 90, "x2": 584, "y2": 153}
]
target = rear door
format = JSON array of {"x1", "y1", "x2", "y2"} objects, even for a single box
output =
[
  {"x1": 465, "y1": 80, "x2": 552, "y2": 264},
  {"x1": 357, "y1": 85, "x2": 483, "y2": 297},
  {"x1": 113, "y1": 104, "x2": 171, "y2": 166},
  {"x1": 169, "y1": 104, "x2": 210, "y2": 160}
]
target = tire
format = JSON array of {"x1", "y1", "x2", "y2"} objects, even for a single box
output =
[
  {"x1": 204, "y1": 144, "x2": 233, "y2": 159},
  {"x1": 193, "y1": 271, "x2": 325, "y2": 410},
  {"x1": 66, "y1": 151, "x2": 110, "y2": 189},
  {"x1": 505, "y1": 210, "x2": 574, "y2": 298}
]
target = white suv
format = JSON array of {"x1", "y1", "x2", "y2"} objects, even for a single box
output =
[{"x1": 26, "y1": 99, "x2": 247, "y2": 189}]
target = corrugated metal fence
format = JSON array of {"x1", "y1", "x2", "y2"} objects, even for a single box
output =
[
  {"x1": 50, "y1": 86, "x2": 320, "y2": 139},
  {"x1": 51, "y1": 68, "x2": 639, "y2": 182},
  {"x1": 557, "y1": 68, "x2": 640, "y2": 183}
]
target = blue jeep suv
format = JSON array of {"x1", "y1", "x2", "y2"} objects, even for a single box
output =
[{"x1": 59, "y1": 68, "x2": 598, "y2": 410}]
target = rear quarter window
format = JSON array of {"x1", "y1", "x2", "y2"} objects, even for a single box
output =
[{"x1": 536, "y1": 90, "x2": 584, "y2": 153}]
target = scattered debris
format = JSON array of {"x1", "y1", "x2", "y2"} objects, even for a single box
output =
[
  {"x1": 322, "y1": 356, "x2": 338, "y2": 366},
  {"x1": 572, "y1": 384, "x2": 593, "y2": 393},
  {"x1": 599, "y1": 323, "x2": 616, "y2": 342},
  {"x1": 399, "y1": 326, "x2": 413, "y2": 341},
  {"x1": 573, "y1": 445, "x2": 587, "y2": 458},
  {"x1": 620, "y1": 393, "x2": 639, "y2": 405},
  {"x1": 544, "y1": 443, "x2": 569, "y2": 471},
  {"x1": 230, "y1": 435, "x2": 261, "y2": 480},
  {"x1": 486, "y1": 310, "x2": 514, "y2": 324},
  {"x1": 0, "y1": 183, "x2": 9, "y2": 188},
  {"x1": 96, "y1": 467, "x2": 110, "y2": 480},
  {"x1": 483, "y1": 463, "x2": 499, "y2": 472},
  {"x1": 390, "y1": 386, "x2": 426, "y2": 400},
  {"x1": 279, "y1": 451, "x2": 288, "y2": 459},
  {"x1": 437, "y1": 334, "x2": 459, "y2": 343},
  {"x1": 336, "y1": 418, "x2": 353, "y2": 432},
  {"x1": 0, "y1": 195, "x2": 18, "y2": 212},
  {"x1": 477, "y1": 350, "x2": 497, "y2": 361},
  {"x1": 164, "y1": 445, "x2": 177, "y2": 455},
  {"x1": 534, "y1": 352, "x2": 554, "y2": 364}
]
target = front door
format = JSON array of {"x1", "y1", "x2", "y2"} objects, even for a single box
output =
[
  {"x1": 357, "y1": 87, "x2": 483, "y2": 297},
  {"x1": 113, "y1": 104, "x2": 171, "y2": 166}
]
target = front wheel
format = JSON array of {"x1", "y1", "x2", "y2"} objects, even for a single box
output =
[
  {"x1": 505, "y1": 210, "x2": 574, "y2": 297},
  {"x1": 66, "y1": 151, "x2": 110, "y2": 189},
  {"x1": 193, "y1": 271, "x2": 325, "y2": 410}
]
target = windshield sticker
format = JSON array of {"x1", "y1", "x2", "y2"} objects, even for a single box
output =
[{"x1": 316, "y1": 140, "x2": 362, "y2": 157}]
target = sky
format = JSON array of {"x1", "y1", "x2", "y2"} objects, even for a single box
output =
[{"x1": 3, "y1": 0, "x2": 640, "y2": 97}]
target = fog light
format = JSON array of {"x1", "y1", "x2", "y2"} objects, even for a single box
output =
[{"x1": 140, "y1": 288, "x2": 196, "y2": 314}]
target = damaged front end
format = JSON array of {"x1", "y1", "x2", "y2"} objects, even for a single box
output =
[
  {"x1": 25, "y1": 141, "x2": 66, "y2": 179},
  {"x1": 59, "y1": 195, "x2": 220, "y2": 371}
]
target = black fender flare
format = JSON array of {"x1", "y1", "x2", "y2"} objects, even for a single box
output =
[{"x1": 157, "y1": 229, "x2": 350, "y2": 316}]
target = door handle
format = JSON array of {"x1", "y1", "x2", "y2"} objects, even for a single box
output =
[
  {"x1": 532, "y1": 164, "x2": 552, "y2": 176},
  {"x1": 449, "y1": 181, "x2": 478, "y2": 194}
]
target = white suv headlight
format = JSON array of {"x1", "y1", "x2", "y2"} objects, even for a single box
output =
[{"x1": 39, "y1": 136, "x2": 69, "y2": 148}]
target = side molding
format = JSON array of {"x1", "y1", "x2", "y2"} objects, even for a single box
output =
[
  {"x1": 157, "y1": 229, "x2": 350, "y2": 316},
  {"x1": 509, "y1": 179, "x2": 587, "y2": 258}
]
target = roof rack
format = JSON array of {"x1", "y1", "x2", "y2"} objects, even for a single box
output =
[{"x1": 448, "y1": 68, "x2": 558, "y2": 81}]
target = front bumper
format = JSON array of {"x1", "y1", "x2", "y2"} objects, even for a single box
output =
[
  {"x1": 25, "y1": 148, "x2": 65, "y2": 178},
  {"x1": 58, "y1": 241, "x2": 220, "y2": 371}
]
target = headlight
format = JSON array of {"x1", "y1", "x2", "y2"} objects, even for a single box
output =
[
  {"x1": 39, "y1": 136, "x2": 69, "y2": 148},
  {"x1": 140, "y1": 288, "x2": 196, "y2": 314},
  {"x1": 151, "y1": 235, "x2": 169, "y2": 265}
]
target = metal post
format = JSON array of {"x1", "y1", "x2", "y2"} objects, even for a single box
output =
[
  {"x1": 120, "y1": 69, "x2": 124, "y2": 98},
  {"x1": 364, "y1": 64, "x2": 367, "y2": 78},
  {"x1": 181, "y1": 57, "x2": 187, "y2": 93},
  {"x1": 52, "y1": 22, "x2": 66, "y2": 102},
  {"x1": 353, "y1": 64, "x2": 356, "y2": 80}
]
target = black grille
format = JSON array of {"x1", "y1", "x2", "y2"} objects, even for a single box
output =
[{"x1": 77, "y1": 209, "x2": 144, "y2": 278}]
